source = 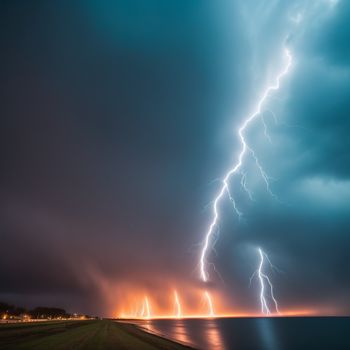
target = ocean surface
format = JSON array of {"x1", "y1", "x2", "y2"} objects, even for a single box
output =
[{"x1": 134, "y1": 317, "x2": 350, "y2": 350}]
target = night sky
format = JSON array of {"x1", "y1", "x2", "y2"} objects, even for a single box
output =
[{"x1": 1, "y1": 0, "x2": 349, "y2": 317}]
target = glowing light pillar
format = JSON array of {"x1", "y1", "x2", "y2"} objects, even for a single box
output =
[
  {"x1": 205, "y1": 291, "x2": 215, "y2": 317},
  {"x1": 174, "y1": 291, "x2": 182, "y2": 318}
]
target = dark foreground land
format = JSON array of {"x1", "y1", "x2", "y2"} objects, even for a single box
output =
[{"x1": 0, "y1": 320, "x2": 193, "y2": 350}]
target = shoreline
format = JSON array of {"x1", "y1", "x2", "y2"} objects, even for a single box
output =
[
  {"x1": 114, "y1": 320, "x2": 197, "y2": 350},
  {"x1": 117, "y1": 320, "x2": 196, "y2": 350}
]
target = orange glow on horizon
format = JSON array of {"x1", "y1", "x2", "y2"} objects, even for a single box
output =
[
  {"x1": 118, "y1": 308, "x2": 318, "y2": 320},
  {"x1": 113, "y1": 285, "x2": 320, "y2": 320}
]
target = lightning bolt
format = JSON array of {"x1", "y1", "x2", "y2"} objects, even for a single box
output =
[
  {"x1": 240, "y1": 171, "x2": 254, "y2": 201},
  {"x1": 250, "y1": 248, "x2": 280, "y2": 315},
  {"x1": 140, "y1": 296, "x2": 151, "y2": 319},
  {"x1": 145, "y1": 296, "x2": 151, "y2": 319},
  {"x1": 199, "y1": 48, "x2": 292, "y2": 282},
  {"x1": 174, "y1": 290, "x2": 182, "y2": 318},
  {"x1": 204, "y1": 291, "x2": 215, "y2": 317},
  {"x1": 139, "y1": 300, "x2": 145, "y2": 318},
  {"x1": 261, "y1": 114, "x2": 272, "y2": 144}
]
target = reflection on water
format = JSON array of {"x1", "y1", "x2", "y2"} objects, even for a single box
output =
[
  {"x1": 140, "y1": 319, "x2": 152, "y2": 332},
  {"x1": 134, "y1": 317, "x2": 350, "y2": 350},
  {"x1": 203, "y1": 320, "x2": 226, "y2": 350},
  {"x1": 170, "y1": 320, "x2": 191, "y2": 346},
  {"x1": 143, "y1": 318, "x2": 226, "y2": 350},
  {"x1": 257, "y1": 318, "x2": 279, "y2": 350}
]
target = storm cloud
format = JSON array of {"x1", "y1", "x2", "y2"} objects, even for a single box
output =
[{"x1": 1, "y1": 0, "x2": 349, "y2": 316}]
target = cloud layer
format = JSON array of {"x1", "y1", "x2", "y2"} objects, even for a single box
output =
[{"x1": 0, "y1": 0, "x2": 349, "y2": 316}]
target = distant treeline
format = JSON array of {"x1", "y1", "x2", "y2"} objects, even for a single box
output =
[{"x1": 0, "y1": 302, "x2": 79, "y2": 319}]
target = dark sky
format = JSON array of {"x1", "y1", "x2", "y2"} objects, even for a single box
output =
[{"x1": 1, "y1": 0, "x2": 349, "y2": 317}]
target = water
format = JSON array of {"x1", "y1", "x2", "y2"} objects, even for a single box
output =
[{"x1": 135, "y1": 317, "x2": 350, "y2": 350}]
